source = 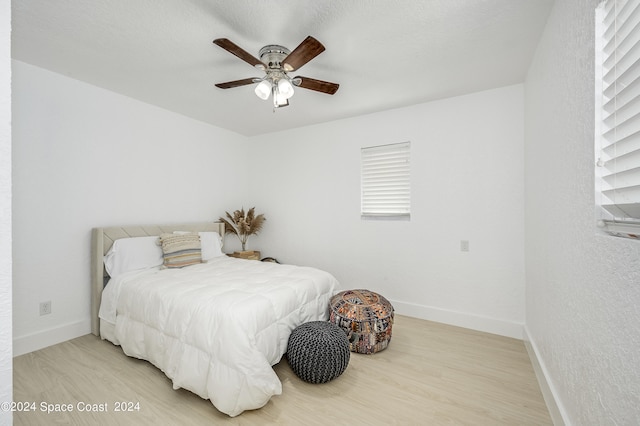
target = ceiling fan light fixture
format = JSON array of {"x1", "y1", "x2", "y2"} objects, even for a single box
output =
[
  {"x1": 277, "y1": 78, "x2": 294, "y2": 99},
  {"x1": 272, "y1": 85, "x2": 289, "y2": 108},
  {"x1": 274, "y1": 96, "x2": 289, "y2": 108},
  {"x1": 254, "y1": 79, "x2": 272, "y2": 100}
]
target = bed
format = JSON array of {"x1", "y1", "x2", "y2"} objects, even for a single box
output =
[{"x1": 90, "y1": 222, "x2": 340, "y2": 417}]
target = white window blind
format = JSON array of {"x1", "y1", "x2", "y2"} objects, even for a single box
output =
[
  {"x1": 361, "y1": 142, "x2": 410, "y2": 219},
  {"x1": 595, "y1": 0, "x2": 640, "y2": 237}
]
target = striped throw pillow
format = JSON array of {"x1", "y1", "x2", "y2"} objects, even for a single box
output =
[{"x1": 158, "y1": 233, "x2": 202, "y2": 268}]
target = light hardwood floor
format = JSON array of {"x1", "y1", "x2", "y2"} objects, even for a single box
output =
[{"x1": 13, "y1": 315, "x2": 552, "y2": 425}]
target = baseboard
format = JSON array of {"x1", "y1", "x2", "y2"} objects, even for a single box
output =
[
  {"x1": 390, "y1": 299, "x2": 524, "y2": 339},
  {"x1": 523, "y1": 326, "x2": 570, "y2": 426},
  {"x1": 13, "y1": 319, "x2": 91, "y2": 357}
]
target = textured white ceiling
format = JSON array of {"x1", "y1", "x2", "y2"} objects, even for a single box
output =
[{"x1": 12, "y1": 0, "x2": 554, "y2": 136}]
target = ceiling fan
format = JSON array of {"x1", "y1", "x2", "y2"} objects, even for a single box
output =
[{"x1": 213, "y1": 36, "x2": 339, "y2": 109}]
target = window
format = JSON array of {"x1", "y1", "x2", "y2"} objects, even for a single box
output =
[
  {"x1": 595, "y1": 0, "x2": 640, "y2": 238},
  {"x1": 361, "y1": 141, "x2": 411, "y2": 219}
]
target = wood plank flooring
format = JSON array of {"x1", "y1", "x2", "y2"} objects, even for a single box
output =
[{"x1": 13, "y1": 315, "x2": 552, "y2": 425}]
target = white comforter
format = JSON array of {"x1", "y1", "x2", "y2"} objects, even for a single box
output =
[{"x1": 98, "y1": 256, "x2": 339, "y2": 417}]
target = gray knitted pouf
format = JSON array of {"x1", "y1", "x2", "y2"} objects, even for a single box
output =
[{"x1": 287, "y1": 321, "x2": 350, "y2": 384}]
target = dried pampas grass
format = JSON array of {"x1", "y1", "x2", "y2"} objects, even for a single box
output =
[{"x1": 219, "y1": 207, "x2": 266, "y2": 251}]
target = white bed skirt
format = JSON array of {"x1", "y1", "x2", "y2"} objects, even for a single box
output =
[{"x1": 100, "y1": 319, "x2": 117, "y2": 343}]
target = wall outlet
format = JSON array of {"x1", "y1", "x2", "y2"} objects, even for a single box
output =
[
  {"x1": 39, "y1": 301, "x2": 51, "y2": 316},
  {"x1": 460, "y1": 240, "x2": 470, "y2": 252}
]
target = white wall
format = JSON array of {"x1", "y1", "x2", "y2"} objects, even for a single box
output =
[
  {"x1": 0, "y1": 0, "x2": 12, "y2": 424},
  {"x1": 248, "y1": 85, "x2": 526, "y2": 338},
  {"x1": 524, "y1": 0, "x2": 640, "y2": 424},
  {"x1": 12, "y1": 60, "x2": 250, "y2": 355}
]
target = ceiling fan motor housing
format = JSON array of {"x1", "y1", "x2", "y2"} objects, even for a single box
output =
[{"x1": 259, "y1": 45, "x2": 290, "y2": 70}]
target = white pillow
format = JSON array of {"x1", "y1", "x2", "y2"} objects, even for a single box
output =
[
  {"x1": 173, "y1": 231, "x2": 224, "y2": 260},
  {"x1": 103, "y1": 236, "x2": 164, "y2": 277}
]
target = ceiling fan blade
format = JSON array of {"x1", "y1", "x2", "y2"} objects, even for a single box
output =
[
  {"x1": 215, "y1": 78, "x2": 258, "y2": 89},
  {"x1": 213, "y1": 38, "x2": 265, "y2": 70},
  {"x1": 283, "y1": 36, "x2": 325, "y2": 72},
  {"x1": 293, "y1": 76, "x2": 339, "y2": 95}
]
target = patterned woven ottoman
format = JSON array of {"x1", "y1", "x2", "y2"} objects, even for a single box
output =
[
  {"x1": 286, "y1": 321, "x2": 350, "y2": 384},
  {"x1": 329, "y1": 289, "x2": 394, "y2": 354}
]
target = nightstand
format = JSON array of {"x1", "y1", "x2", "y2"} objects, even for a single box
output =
[{"x1": 227, "y1": 250, "x2": 261, "y2": 260}]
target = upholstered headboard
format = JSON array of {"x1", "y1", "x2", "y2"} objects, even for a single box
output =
[{"x1": 90, "y1": 222, "x2": 225, "y2": 336}]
